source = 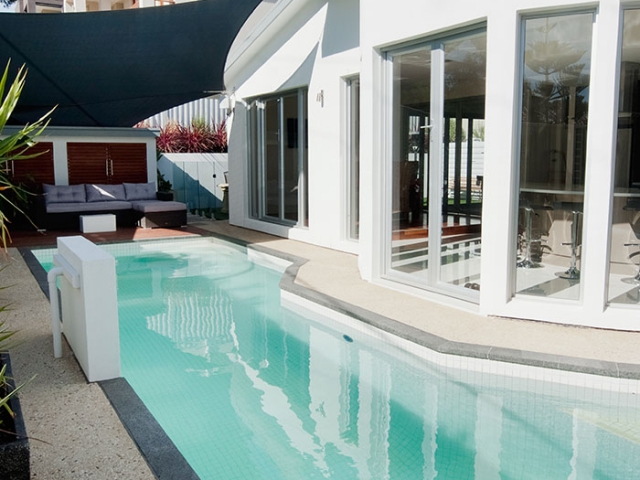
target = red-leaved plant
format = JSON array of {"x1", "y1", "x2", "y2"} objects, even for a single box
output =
[{"x1": 156, "y1": 120, "x2": 227, "y2": 154}]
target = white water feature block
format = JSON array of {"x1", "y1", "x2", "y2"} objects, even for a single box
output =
[{"x1": 57, "y1": 236, "x2": 120, "y2": 382}]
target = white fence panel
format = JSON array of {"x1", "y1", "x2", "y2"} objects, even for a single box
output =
[{"x1": 144, "y1": 96, "x2": 227, "y2": 128}]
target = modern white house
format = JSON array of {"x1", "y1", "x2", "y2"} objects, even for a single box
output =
[{"x1": 224, "y1": 0, "x2": 640, "y2": 331}]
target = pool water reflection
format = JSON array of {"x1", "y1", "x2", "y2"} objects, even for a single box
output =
[{"x1": 33, "y1": 238, "x2": 640, "y2": 480}]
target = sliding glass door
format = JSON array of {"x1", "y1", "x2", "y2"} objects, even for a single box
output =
[
  {"x1": 248, "y1": 89, "x2": 308, "y2": 226},
  {"x1": 386, "y1": 29, "x2": 486, "y2": 300}
]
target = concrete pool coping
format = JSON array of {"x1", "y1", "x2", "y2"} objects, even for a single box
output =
[
  {"x1": 6, "y1": 217, "x2": 640, "y2": 479},
  {"x1": 195, "y1": 220, "x2": 640, "y2": 380}
]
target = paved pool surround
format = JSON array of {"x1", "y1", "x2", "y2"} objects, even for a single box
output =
[{"x1": 3, "y1": 216, "x2": 640, "y2": 479}]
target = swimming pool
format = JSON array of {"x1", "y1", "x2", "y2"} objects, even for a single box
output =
[{"x1": 33, "y1": 237, "x2": 640, "y2": 479}]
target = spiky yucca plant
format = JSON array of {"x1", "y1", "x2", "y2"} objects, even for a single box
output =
[
  {"x1": 0, "y1": 61, "x2": 53, "y2": 250},
  {"x1": 0, "y1": 275, "x2": 31, "y2": 426},
  {"x1": 0, "y1": 319, "x2": 23, "y2": 422}
]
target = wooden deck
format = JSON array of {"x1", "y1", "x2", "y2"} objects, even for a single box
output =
[{"x1": 6, "y1": 224, "x2": 209, "y2": 249}]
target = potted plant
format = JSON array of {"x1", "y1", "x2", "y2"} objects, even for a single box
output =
[
  {"x1": 0, "y1": 317, "x2": 29, "y2": 480},
  {"x1": 156, "y1": 170, "x2": 174, "y2": 201}
]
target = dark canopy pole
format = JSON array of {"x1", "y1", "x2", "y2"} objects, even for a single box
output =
[{"x1": 0, "y1": 0, "x2": 261, "y2": 127}]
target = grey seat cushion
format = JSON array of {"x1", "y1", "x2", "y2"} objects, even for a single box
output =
[
  {"x1": 124, "y1": 182, "x2": 156, "y2": 201},
  {"x1": 130, "y1": 200, "x2": 187, "y2": 213},
  {"x1": 43, "y1": 184, "x2": 86, "y2": 204},
  {"x1": 47, "y1": 201, "x2": 132, "y2": 213},
  {"x1": 86, "y1": 184, "x2": 127, "y2": 202}
]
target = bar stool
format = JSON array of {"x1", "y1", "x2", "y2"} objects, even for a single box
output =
[
  {"x1": 517, "y1": 203, "x2": 552, "y2": 269},
  {"x1": 621, "y1": 200, "x2": 640, "y2": 285},
  {"x1": 622, "y1": 243, "x2": 640, "y2": 284},
  {"x1": 517, "y1": 206, "x2": 543, "y2": 268},
  {"x1": 555, "y1": 205, "x2": 582, "y2": 280}
]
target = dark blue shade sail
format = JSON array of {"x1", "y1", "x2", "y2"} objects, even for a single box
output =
[{"x1": 0, "y1": 0, "x2": 260, "y2": 127}]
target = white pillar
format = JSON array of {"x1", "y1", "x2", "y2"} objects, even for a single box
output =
[
  {"x1": 52, "y1": 139, "x2": 68, "y2": 185},
  {"x1": 57, "y1": 236, "x2": 120, "y2": 382}
]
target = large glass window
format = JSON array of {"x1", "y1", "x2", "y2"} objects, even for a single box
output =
[
  {"x1": 248, "y1": 89, "x2": 308, "y2": 226},
  {"x1": 346, "y1": 76, "x2": 360, "y2": 240},
  {"x1": 609, "y1": 9, "x2": 640, "y2": 305},
  {"x1": 514, "y1": 13, "x2": 593, "y2": 301},
  {"x1": 386, "y1": 29, "x2": 486, "y2": 300}
]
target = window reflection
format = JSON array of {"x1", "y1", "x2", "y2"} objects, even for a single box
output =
[
  {"x1": 347, "y1": 77, "x2": 360, "y2": 240},
  {"x1": 388, "y1": 31, "x2": 486, "y2": 298},
  {"x1": 515, "y1": 13, "x2": 593, "y2": 300},
  {"x1": 609, "y1": 9, "x2": 640, "y2": 305}
]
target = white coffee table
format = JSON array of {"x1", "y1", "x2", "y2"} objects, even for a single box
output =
[{"x1": 80, "y1": 214, "x2": 116, "y2": 233}]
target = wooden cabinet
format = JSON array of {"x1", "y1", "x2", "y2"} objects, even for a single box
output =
[{"x1": 67, "y1": 142, "x2": 147, "y2": 185}]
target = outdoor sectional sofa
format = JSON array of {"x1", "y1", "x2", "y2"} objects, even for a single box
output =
[{"x1": 37, "y1": 182, "x2": 187, "y2": 230}]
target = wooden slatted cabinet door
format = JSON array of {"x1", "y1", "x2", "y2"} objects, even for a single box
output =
[
  {"x1": 11, "y1": 142, "x2": 55, "y2": 193},
  {"x1": 67, "y1": 143, "x2": 109, "y2": 184},
  {"x1": 108, "y1": 143, "x2": 148, "y2": 184}
]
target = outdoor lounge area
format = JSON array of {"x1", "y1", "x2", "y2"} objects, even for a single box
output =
[{"x1": 37, "y1": 183, "x2": 187, "y2": 230}]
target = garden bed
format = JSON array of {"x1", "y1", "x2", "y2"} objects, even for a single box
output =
[{"x1": 0, "y1": 353, "x2": 29, "y2": 480}]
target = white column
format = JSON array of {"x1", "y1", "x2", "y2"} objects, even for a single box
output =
[
  {"x1": 479, "y1": 4, "x2": 520, "y2": 314},
  {"x1": 57, "y1": 236, "x2": 120, "y2": 382},
  {"x1": 73, "y1": 0, "x2": 87, "y2": 11},
  {"x1": 52, "y1": 139, "x2": 68, "y2": 185},
  {"x1": 581, "y1": 2, "x2": 622, "y2": 314}
]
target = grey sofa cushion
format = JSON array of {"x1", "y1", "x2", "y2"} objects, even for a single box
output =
[
  {"x1": 46, "y1": 201, "x2": 132, "y2": 213},
  {"x1": 43, "y1": 184, "x2": 86, "y2": 204},
  {"x1": 131, "y1": 200, "x2": 187, "y2": 213},
  {"x1": 85, "y1": 184, "x2": 126, "y2": 202},
  {"x1": 123, "y1": 182, "x2": 156, "y2": 201}
]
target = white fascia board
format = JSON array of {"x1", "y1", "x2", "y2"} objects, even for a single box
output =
[
  {"x1": 1, "y1": 125, "x2": 159, "y2": 139},
  {"x1": 225, "y1": 0, "x2": 314, "y2": 87}
]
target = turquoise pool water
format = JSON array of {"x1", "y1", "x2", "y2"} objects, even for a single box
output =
[{"x1": 34, "y1": 238, "x2": 640, "y2": 479}]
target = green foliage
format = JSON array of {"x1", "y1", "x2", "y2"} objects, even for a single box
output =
[
  {"x1": 157, "y1": 170, "x2": 172, "y2": 192},
  {"x1": 473, "y1": 123, "x2": 485, "y2": 141},
  {"x1": 0, "y1": 321, "x2": 20, "y2": 421},
  {"x1": 448, "y1": 119, "x2": 467, "y2": 143},
  {"x1": 0, "y1": 61, "x2": 53, "y2": 250}
]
